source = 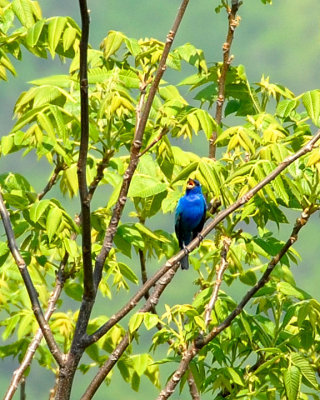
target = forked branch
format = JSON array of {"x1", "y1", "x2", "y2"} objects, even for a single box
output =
[
  {"x1": 4, "y1": 256, "x2": 69, "y2": 400},
  {"x1": 87, "y1": 129, "x2": 320, "y2": 346},
  {"x1": 156, "y1": 206, "x2": 316, "y2": 399},
  {"x1": 81, "y1": 265, "x2": 180, "y2": 399}
]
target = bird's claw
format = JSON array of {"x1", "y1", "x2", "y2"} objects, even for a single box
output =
[
  {"x1": 197, "y1": 233, "x2": 204, "y2": 242},
  {"x1": 183, "y1": 247, "x2": 189, "y2": 256}
]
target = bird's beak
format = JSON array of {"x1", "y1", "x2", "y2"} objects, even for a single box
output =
[{"x1": 186, "y1": 179, "x2": 195, "y2": 190}]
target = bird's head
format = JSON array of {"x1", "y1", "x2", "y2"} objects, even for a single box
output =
[{"x1": 186, "y1": 178, "x2": 201, "y2": 193}]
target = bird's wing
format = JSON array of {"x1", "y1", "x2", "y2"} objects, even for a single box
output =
[{"x1": 192, "y1": 197, "x2": 207, "y2": 239}]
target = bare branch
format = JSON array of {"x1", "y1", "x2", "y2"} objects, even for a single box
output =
[
  {"x1": 204, "y1": 236, "x2": 231, "y2": 326},
  {"x1": 38, "y1": 161, "x2": 66, "y2": 200},
  {"x1": 139, "y1": 249, "x2": 150, "y2": 301},
  {"x1": 77, "y1": 0, "x2": 94, "y2": 300},
  {"x1": 4, "y1": 256, "x2": 68, "y2": 400},
  {"x1": 86, "y1": 129, "x2": 320, "y2": 346},
  {"x1": 0, "y1": 190, "x2": 64, "y2": 366},
  {"x1": 187, "y1": 370, "x2": 201, "y2": 400},
  {"x1": 87, "y1": 149, "x2": 114, "y2": 203},
  {"x1": 156, "y1": 206, "x2": 316, "y2": 399},
  {"x1": 93, "y1": 0, "x2": 191, "y2": 290},
  {"x1": 19, "y1": 377, "x2": 26, "y2": 400},
  {"x1": 209, "y1": 0, "x2": 241, "y2": 159}
]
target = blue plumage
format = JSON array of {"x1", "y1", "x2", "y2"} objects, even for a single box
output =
[{"x1": 175, "y1": 178, "x2": 206, "y2": 270}]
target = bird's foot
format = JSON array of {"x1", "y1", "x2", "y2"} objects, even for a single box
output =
[
  {"x1": 183, "y1": 246, "x2": 189, "y2": 256},
  {"x1": 197, "y1": 232, "x2": 204, "y2": 242}
]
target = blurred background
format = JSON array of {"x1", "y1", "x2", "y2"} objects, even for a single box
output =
[{"x1": 1, "y1": 0, "x2": 320, "y2": 398}]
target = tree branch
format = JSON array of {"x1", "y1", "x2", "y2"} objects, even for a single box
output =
[
  {"x1": 209, "y1": 0, "x2": 241, "y2": 159},
  {"x1": 187, "y1": 370, "x2": 201, "y2": 400},
  {"x1": 38, "y1": 160, "x2": 66, "y2": 200},
  {"x1": 81, "y1": 265, "x2": 180, "y2": 399},
  {"x1": 87, "y1": 149, "x2": 114, "y2": 203},
  {"x1": 77, "y1": 0, "x2": 94, "y2": 300},
  {"x1": 138, "y1": 127, "x2": 169, "y2": 158},
  {"x1": 93, "y1": 0, "x2": 191, "y2": 290},
  {"x1": 86, "y1": 128, "x2": 320, "y2": 346},
  {"x1": 4, "y1": 256, "x2": 69, "y2": 400},
  {"x1": 204, "y1": 236, "x2": 231, "y2": 326},
  {"x1": 0, "y1": 190, "x2": 64, "y2": 367},
  {"x1": 156, "y1": 206, "x2": 316, "y2": 399}
]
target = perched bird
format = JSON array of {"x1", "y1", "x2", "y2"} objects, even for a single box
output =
[{"x1": 175, "y1": 178, "x2": 206, "y2": 270}]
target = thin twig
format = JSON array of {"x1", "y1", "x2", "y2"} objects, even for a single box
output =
[
  {"x1": 204, "y1": 236, "x2": 231, "y2": 325},
  {"x1": 86, "y1": 129, "x2": 320, "y2": 346},
  {"x1": 139, "y1": 249, "x2": 150, "y2": 301},
  {"x1": 0, "y1": 190, "x2": 64, "y2": 366},
  {"x1": 138, "y1": 127, "x2": 169, "y2": 158},
  {"x1": 87, "y1": 149, "x2": 114, "y2": 203},
  {"x1": 156, "y1": 206, "x2": 316, "y2": 400},
  {"x1": 187, "y1": 370, "x2": 201, "y2": 400},
  {"x1": 209, "y1": 0, "x2": 241, "y2": 159},
  {"x1": 4, "y1": 256, "x2": 68, "y2": 400},
  {"x1": 38, "y1": 162, "x2": 66, "y2": 200}
]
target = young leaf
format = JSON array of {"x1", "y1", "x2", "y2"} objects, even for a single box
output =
[
  {"x1": 302, "y1": 90, "x2": 320, "y2": 127},
  {"x1": 46, "y1": 206, "x2": 62, "y2": 242},
  {"x1": 284, "y1": 365, "x2": 301, "y2": 400},
  {"x1": 48, "y1": 17, "x2": 67, "y2": 57}
]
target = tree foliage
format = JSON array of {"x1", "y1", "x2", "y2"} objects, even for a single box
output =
[{"x1": 0, "y1": 0, "x2": 320, "y2": 399}]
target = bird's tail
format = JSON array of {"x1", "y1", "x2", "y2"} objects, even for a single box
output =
[{"x1": 180, "y1": 254, "x2": 189, "y2": 270}]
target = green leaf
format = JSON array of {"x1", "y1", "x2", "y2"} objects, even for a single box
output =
[
  {"x1": 63, "y1": 26, "x2": 77, "y2": 52},
  {"x1": 240, "y1": 270, "x2": 257, "y2": 286},
  {"x1": 171, "y1": 161, "x2": 199, "y2": 184},
  {"x1": 48, "y1": 17, "x2": 67, "y2": 57},
  {"x1": 277, "y1": 282, "x2": 306, "y2": 300},
  {"x1": 1, "y1": 135, "x2": 14, "y2": 155},
  {"x1": 144, "y1": 313, "x2": 160, "y2": 330},
  {"x1": 65, "y1": 282, "x2": 82, "y2": 301},
  {"x1": 195, "y1": 109, "x2": 217, "y2": 139},
  {"x1": 17, "y1": 312, "x2": 34, "y2": 340},
  {"x1": 129, "y1": 313, "x2": 144, "y2": 334},
  {"x1": 131, "y1": 354, "x2": 149, "y2": 376},
  {"x1": 29, "y1": 199, "x2": 50, "y2": 222},
  {"x1": 26, "y1": 19, "x2": 45, "y2": 47},
  {"x1": 124, "y1": 37, "x2": 141, "y2": 56},
  {"x1": 46, "y1": 206, "x2": 62, "y2": 242},
  {"x1": 226, "y1": 367, "x2": 244, "y2": 386},
  {"x1": 118, "y1": 262, "x2": 138, "y2": 284},
  {"x1": 29, "y1": 75, "x2": 74, "y2": 88},
  {"x1": 128, "y1": 175, "x2": 167, "y2": 198},
  {"x1": 102, "y1": 30, "x2": 125, "y2": 59},
  {"x1": 284, "y1": 365, "x2": 301, "y2": 400},
  {"x1": 12, "y1": 0, "x2": 35, "y2": 28},
  {"x1": 276, "y1": 99, "x2": 298, "y2": 118},
  {"x1": 302, "y1": 90, "x2": 320, "y2": 127},
  {"x1": 291, "y1": 353, "x2": 319, "y2": 389},
  {"x1": 2, "y1": 315, "x2": 20, "y2": 340},
  {"x1": 198, "y1": 158, "x2": 220, "y2": 195}
]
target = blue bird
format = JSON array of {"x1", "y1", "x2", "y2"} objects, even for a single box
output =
[{"x1": 175, "y1": 178, "x2": 207, "y2": 270}]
